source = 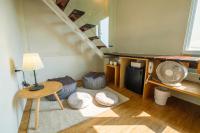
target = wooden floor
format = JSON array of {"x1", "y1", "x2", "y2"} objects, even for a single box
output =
[{"x1": 19, "y1": 84, "x2": 200, "y2": 133}]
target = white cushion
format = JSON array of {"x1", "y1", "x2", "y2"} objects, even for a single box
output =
[
  {"x1": 68, "y1": 92, "x2": 92, "y2": 109},
  {"x1": 95, "y1": 91, "x2": 119, "y2": 106}
]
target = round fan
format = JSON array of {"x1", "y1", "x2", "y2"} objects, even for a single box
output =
[{"x1": 156, "y1": 61, "x2": 188, "y2": 86}]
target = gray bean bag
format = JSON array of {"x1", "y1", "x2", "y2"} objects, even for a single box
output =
[
  {"x1": 83, "y1": 72, "x2": 106, "y2": 90},
  {"x1": 45, "y1": 76, "x2": 77, "y2": 101}
]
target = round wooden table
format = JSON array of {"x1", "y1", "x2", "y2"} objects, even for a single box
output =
[{"x1": 17, "y1": 81, "x2": 64, "y2": 129}]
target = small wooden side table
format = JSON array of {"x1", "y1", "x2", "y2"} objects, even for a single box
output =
[
  {"x1": 105, "y1": 64, "x2": 120, "y2": 86},
  {"x1": 17, "y1": 81, "x2": 64, "y2": 129}
]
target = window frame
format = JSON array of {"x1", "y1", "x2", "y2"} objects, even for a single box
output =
[{"x1": 183, "y1": 0, "x2": 200, "y2": 55}]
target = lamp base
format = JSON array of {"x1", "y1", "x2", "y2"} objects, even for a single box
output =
[{"x1": 30, "y1": 84, "x2": 44, "y2": 91}]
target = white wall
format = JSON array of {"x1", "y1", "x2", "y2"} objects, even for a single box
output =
[
  {"x1": 0, "y1": 0, "x2": 25, "y2": 132},
  {"x1": 21, "y1": 0, "x2": 103, "y2": 83},
  {"x1": 115, "y1": 0, "x2": 191, "y2": 55},
  {"x1": 113, "y1": 0, "x2": 200, "y2": 105}
]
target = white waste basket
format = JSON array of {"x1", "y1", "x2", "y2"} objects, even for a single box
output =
[{"x1": 154, "y1": 87, "x2": 170, "y2": 105}]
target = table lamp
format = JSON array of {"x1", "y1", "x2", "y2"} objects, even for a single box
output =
[{"x1": 22, "y1": 53, "x2": 44, "y2": 91}]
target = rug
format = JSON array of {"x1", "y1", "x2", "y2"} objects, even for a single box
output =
[{"x1": 28, "y1": 87, "x2": 129, "y2": 133}]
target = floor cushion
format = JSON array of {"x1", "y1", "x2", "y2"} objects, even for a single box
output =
[
  {"x1": 83, "y1": 72, "x2": 106, "y2": 90},
  {"x1": 95, "y1": 91, "x2": 119, "y2": 106},
  {"x1": 68, "y1": 92, "x2": 92, "y2": 109},
  {"x1": 46, "y1": 76, "x2": 77, "y2": 101}
]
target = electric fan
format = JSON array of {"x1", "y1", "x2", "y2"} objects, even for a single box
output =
[{"x1": 156, "y1": 61, "x2": 188, "y2": 87}]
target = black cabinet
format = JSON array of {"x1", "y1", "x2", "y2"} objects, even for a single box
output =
[{"x1": 125, "y1": 66, "x2": 145, "y2": 95}]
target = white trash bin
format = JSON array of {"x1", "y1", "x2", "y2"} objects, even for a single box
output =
[{"x1": 154, "y1": 87, "x2": 170, "y2": 105}]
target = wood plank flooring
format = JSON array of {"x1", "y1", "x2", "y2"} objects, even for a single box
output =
[{"x1": 18, "y1": 84, "x2": 200, "y2": 133}]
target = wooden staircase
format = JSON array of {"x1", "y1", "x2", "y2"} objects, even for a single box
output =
[{"x1": 42, "y1": 0, "x2": 111, "y2": 57}]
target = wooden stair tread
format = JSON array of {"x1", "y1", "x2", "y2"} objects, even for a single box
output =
[
  {"x1": 89, "y1": 36, "x2": 99, "y2": 41},
  {"x1": 69, "y1": 9, "x2": 85, "y2": 22},
  {"x1": 56, "y1": 0, "x2": 70, "y2": 10},
  {"x1": 97, "y1": 46, "x2": 106, "y2": 49},
  {"x1": 80, "y1": 24, "x2": 96, "y2": 32},
  {"x1": 97, "y1": 45, "x2": 113, "y2": 49}
]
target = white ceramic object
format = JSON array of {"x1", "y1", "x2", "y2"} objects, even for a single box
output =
[{"x1": 110, "y1": 61, "x2": 113, "y2": 65}]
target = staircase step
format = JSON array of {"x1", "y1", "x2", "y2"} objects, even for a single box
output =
[
  {"x1": 80, "y1": 24, "x2": 96, "y2": 32},
  {"x1": 69, "y1": 9, "x2": 85, "y2": 22},
  {"x1": 56, "y1": 0, "x2": 70, "y2": 10},
  {"x1": 97, "y1": 46, "x2": 106, "y2": 49},
  {"x1": 89, "y1": 36, "x2": 99, "y2": 41},
  {"x1": 97, "y1": 45, "x2": 113, "y2": 49}
]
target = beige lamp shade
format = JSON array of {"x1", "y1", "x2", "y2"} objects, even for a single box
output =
[{"x1": 22, "y1": 53, "x2": 44, "y2": 71}]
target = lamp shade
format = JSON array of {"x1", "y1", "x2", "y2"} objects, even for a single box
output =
[{"x1": 22, "y1": 53, "x2": 44, "y2": 71}]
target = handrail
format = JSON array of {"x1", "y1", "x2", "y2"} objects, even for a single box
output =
[{"x1": 42, "y1": 0, "x2": 103, "y2": 57}]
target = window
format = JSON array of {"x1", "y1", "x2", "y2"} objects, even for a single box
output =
[
  {"x1": 184, "y1": 0, "x2": 200, "y2": 54},
  {"x1": 97, "y1": 17, "x2": 109, "y2": 47}
]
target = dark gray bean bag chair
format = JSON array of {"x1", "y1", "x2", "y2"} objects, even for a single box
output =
[
  {"x1": 83, "y1": 72, "x2": 106, "y2": 90},
  {"x1": 45, "y1": 75, "x2": 77, "y2": 101}
]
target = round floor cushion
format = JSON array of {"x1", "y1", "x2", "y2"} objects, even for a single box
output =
[
  {"x1": 83, "y1": 72, "x2": 106, "y2": 90},
  {"x1": 95, "y1": 91, "x2": 119, "y2": 106},
  {"x1": 68, "y1": 92, "x2": 92, "y2": 109}
]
